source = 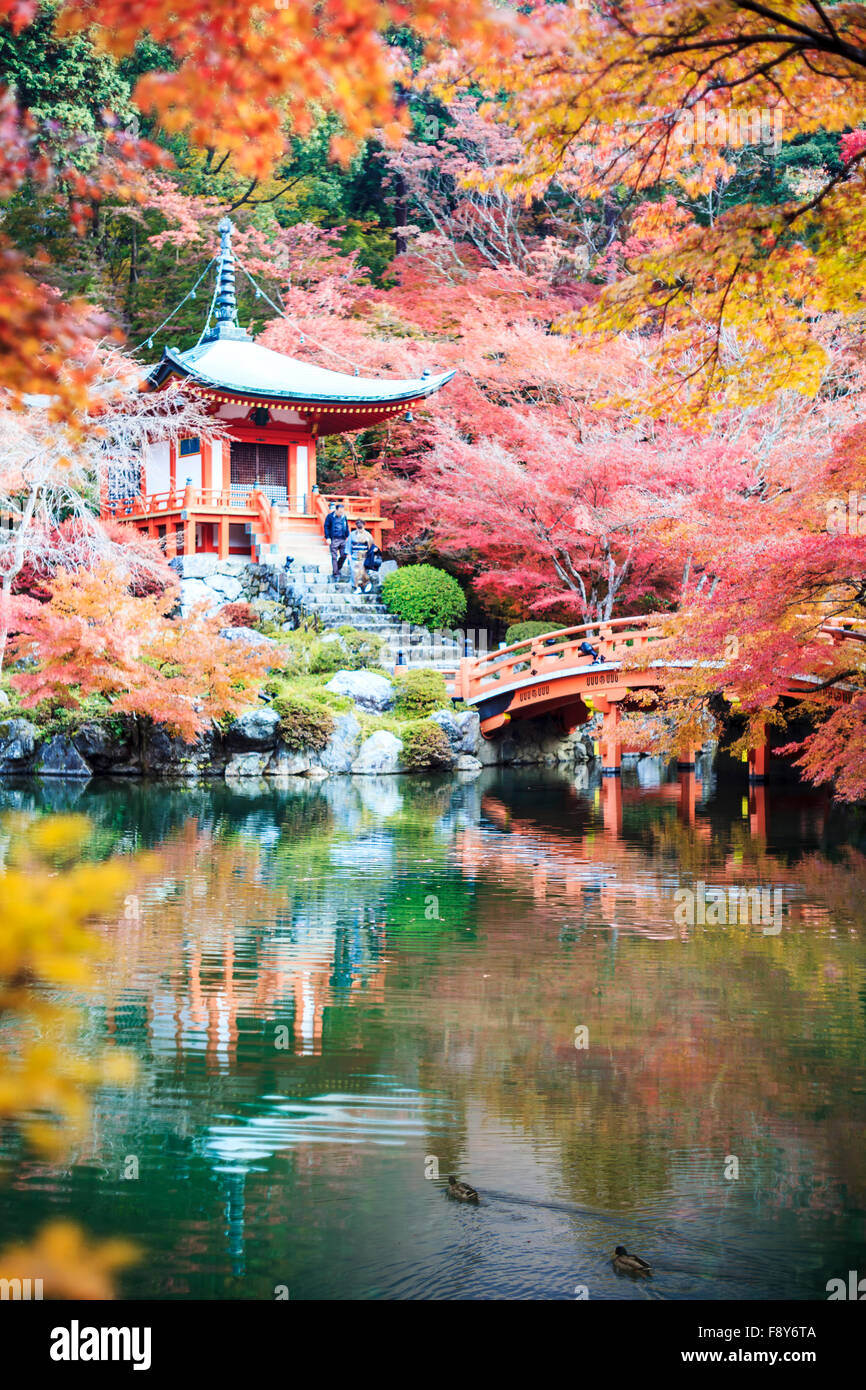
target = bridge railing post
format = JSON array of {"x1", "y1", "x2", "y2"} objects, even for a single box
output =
[{"x1": 458, "y1": 656, "x2": 474, "y2": 703}]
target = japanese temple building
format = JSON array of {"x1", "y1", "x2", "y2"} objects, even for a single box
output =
[{"x1": 104, "y1": 218, "x2": 454, "y2": 563}]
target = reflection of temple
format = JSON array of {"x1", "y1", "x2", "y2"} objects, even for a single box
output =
[
  {"x1": 142, "y1": 921, "x2": 387, "y2": 1065},
  {"x1": 107, "y1": 817, "x2": 388, "y2": 1066}
]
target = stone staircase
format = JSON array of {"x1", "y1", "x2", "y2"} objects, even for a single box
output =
[{"x1": 285, "y1": 554, "x2": 467, "y2": 671}]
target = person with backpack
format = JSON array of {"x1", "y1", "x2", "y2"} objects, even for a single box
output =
[
  {"x1": 328, "y1": 503, "x2": 350, "y2": 581},
  {"x1": 361, "y1": 540, "x2": 383, "y2": 593},
  {"x1": 348, "y1": 517, "x2": 374, "y2": 591}
]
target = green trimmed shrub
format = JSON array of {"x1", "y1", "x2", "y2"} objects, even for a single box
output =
[
  {"x1": 504, "y1": 620, "x2": 562, "y2": 645},
  {"x1": 272, "y1": 692, "x2": 336, "y2": 751},
  {"x1": 381, "y1": 564, "x2": 466, "y2": 630},
  {"x1": 400, "y1": 719, "x2": 454, "y2": 772},
  {"x1": 393, "y1": 668, "x2": 449, "y2": 718}
]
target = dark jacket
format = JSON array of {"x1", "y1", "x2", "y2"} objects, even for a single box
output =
[
  {"x1": 324, "y1": 509, "x2": 336, "y2": 539},
  {"x1": 329, "y1": 514, "x2": 350, "y2": 542}
]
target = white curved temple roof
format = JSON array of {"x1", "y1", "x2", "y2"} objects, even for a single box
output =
[{"x1": 151, "y1": 338, "x2": 455, "y2": 406}]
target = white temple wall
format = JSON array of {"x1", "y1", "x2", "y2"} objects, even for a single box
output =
[
  {"x1": 211, "y1": 439, "x2": 225, "y2": 491},
  {"x1": 144, "y1": 440, "x2": 171, "y2": 495},
  {"x1": 179, "y1": 449, "x2": 202, "y2": 491},
  {"x1": 295, "y1": 443, "x2": 309, "y2": 506}
]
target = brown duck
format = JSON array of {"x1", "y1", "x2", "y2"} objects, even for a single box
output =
[
  {"x1": 612, "y1": 1245, "x2": 652, "y2": 1278},
  {"x1": 447, "y1": 1175, "x2": 479, "y2": 1203}
]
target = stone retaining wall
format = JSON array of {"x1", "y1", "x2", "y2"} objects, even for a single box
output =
[{"x1": 0, "y1": 707, "x2": 594, "y2": 782}]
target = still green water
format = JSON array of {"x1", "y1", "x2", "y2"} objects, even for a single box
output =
[{"x1": 1, "y1": 763, "x2": 865, "y2": 1300}]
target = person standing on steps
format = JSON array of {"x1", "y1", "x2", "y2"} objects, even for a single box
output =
[
  {"x1": 361, "y1": 540, "x2": 383, "y2": 593},
  {"x1": 349, "y1": 517, "x2": 374, "y2": 592},
  {"x1": 328, "y1": 502, "x2": 350, "y2": 582}
]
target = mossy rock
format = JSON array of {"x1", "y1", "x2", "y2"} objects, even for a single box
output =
[{"x1": 272, "y1": 692, "x2": 337, "y2": 752}]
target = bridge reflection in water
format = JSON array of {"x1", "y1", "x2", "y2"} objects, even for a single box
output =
[{"x1": 0, "y1": 768, "x2": 859, "y2": 1301}]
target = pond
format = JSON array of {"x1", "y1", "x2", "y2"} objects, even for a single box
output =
[{"x1": 1, "y1": 762, "x2": 865, "y2": 1301}]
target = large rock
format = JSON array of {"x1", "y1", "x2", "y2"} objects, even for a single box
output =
[
  {"x1": 225, "y1": 751, "x2": 270, "y2": 779},
  {"x1": 471, "y1": 714, "x2": 592, "y2": 767},
  {"x1": 315, "y1": 713, "x2": 362, "y2": 774},
  {"x1": 219, "y1": 626, "x2": 278, "y2": 648},
  {"x1": 36, "y1": 735, "x2": 92, "y2": 779},
  {"x1": 171, "y1": 555, "x2": 219, "y2": 580},
  {"x1": 207, "y1": 573, "x2": 243, "y2": 602},
  {"x1": 267, "y1": 745, "x2": 311, "y2": 777},
  {"x1": 174, "y1": 558, "x2": 249, "y2": 616},
  {"x1": 141, "y1": 725, "x2": 216, "y2": 778},
  {"x1": 0, "y1": 717, "x2": 38, "y2": 770},
  {"x1": 178, "y1": 577, "x2": 222, "y2": 616},
  {"x1": 170, "y1": 555, "x2": 246, "y2": 581},
  {"x1": 351, "y1": 730, "x2": 402, "y2": 775},
  {"x1": 227, "y1": 706, "x2": 281, "y2": 749},
  {"x1": 432, "y1": 708, "x2": 480, "y2": 755},
  {"x1": 325, "y1": 670, "x2": 394, "y2": 713},
  {"x1": 72, "y1": 720, "x2": 139, "y2": 773}
]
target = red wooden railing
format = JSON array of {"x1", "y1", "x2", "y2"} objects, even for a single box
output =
[
  {"x1": 104, "y1": 487, "x2": 257, "y2": 519},
  {"x1": 457, "y1": 615, "x2": 668, "y2": 703}
]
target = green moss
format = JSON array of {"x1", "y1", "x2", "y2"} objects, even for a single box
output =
[
  {"x1": 393, "y1": 668, "x2": 449, "y2": 718},
  {"x1": 504, "y1": 621, "x2": 563, "y2": 645},
  {"x1": 271, "y1": 691, "x2": 337, "y2": 752},
  {"x1": 268, "y1": 625, "x2": 388, "y2": 677},
  {"x1": 399, "y1": 719, "x2": 454, "y2": 772}
]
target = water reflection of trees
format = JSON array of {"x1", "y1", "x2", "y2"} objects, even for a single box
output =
[{"x1": 2, "y1": 767, "x2": 864, "y2": 1257}]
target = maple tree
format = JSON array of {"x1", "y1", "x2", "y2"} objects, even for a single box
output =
[
  {"x1": 9, "y1": 560, "x2": 271, "y2": 738},
  {"x1": 449, "y1": 1, "x2": 866, "y2": 413},
  {"x1": 0, "y1": 365, "x2": 218, "y2": 669}
]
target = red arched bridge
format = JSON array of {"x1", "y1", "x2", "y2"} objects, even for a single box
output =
[{"x1": 446, "y1": 614, "x2": 865, "y2": 777}]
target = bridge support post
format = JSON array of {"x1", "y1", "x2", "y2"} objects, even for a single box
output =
[
  {"x1": 748, "y1": 739, "x2": 770, "y2": 782},
  {"x1": 601, "y1": 774, "x2": 623, "y2": 839},
  {"x1": 677, "y1": 770, "x2": 697, "y2": 827},
  {"x1": 600, "y1": 704, "x2": 621, "y2": 775},
  {"x1": 677, "y1": 743, "x2": 697, "y2": 771},
  {"x1": 749, "y1": 783, "x2": 768, "y2": 840}
]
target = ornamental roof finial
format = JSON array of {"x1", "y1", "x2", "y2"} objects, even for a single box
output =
[{"x1": 203, "y1": 216, "x2": 251, "y2": 343}]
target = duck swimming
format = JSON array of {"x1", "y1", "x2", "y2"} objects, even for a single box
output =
[
  {"x1": 612, "y1": 1245, "x2": 652, "y2": 1278},
  {"x1": 448, "y1": 1176, "x2": 479, "y2": 1203}
]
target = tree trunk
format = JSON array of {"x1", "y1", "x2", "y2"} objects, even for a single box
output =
[
  {"x1": 393, "y1": 172, "x2": 408, "y2": 258},
  {"x1": 0, "y1": 482, "x2": 40, "y2": 677}
]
